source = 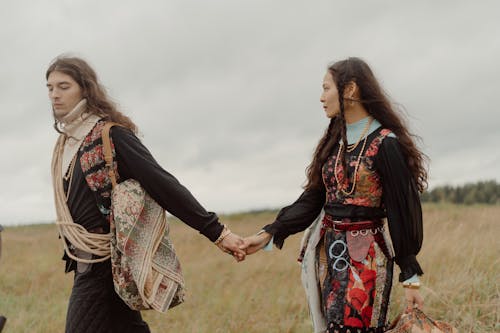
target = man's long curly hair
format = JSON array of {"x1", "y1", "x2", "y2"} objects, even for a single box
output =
[{"x1": 46, "y1": 55, "x2": 137, "y2": 134}]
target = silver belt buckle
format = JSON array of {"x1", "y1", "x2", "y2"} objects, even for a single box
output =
[{"x1": 332, "y1": 220, "x2": 343, "y2": 232}]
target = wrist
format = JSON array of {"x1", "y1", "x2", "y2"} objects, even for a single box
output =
[
  {"x1": 214, "y1": 224, "x2": 231, "y2": 245},
  {"x1": 256, "y1": 230, "x2": 272, "y2": 243},
  {"x1": 402, "y1": 281, "x2": 421, "y2": 289}
]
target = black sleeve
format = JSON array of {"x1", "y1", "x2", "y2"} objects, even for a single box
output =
[
  {"x1": 375, "y1": 137, "x2": 424, "y2": 281},
  {"x1": 110, "y1": 126, "x2": 224, "y2": 242},
  {"x1": 263, "y1": 187, "x2": 326, "y2": 249}
]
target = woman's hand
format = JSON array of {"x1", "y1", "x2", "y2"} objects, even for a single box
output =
[
  {"x1": 217, "y1": 232, "x2": 246, "y2": 262},
  {"x1": 404, "y1": 287, "x2": 424, "y2": 312},
  {"x1": 240, "y1": 231, "x2": 272, "y2": 255}
]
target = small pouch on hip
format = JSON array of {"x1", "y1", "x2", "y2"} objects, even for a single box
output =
[{"x1": 346, "y1": 231, "x2": 374, "y2": 262}]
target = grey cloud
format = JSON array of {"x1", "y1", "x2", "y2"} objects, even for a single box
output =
[{"x1": 1, "y1": 0, "x2": 499, "y2": 224}]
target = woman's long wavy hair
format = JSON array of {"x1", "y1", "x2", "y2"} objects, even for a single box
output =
[
  {"x1": 305, "y1": 57, "x2": 428, "y2": 193},
  {"x1": 46, "y1": 56, "x2": 137, "y2": 134}
]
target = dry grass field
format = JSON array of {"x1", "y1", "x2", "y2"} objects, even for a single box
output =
[{"x1": 0, "y1": 204, "x2": 498, "y2": 332}]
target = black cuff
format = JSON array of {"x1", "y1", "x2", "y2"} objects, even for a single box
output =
[
  {"x1": 396, "y1": 254, "x2": 424, "y2": 282},
  {"x1": 199, "y1": 213, "x2": 225, "y2": 242}
]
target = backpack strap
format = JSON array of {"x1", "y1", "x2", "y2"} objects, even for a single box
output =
[{"x1": 102, "y1": 122, "x2": 122, "y2": 189}]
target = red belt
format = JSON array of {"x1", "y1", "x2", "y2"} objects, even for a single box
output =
[{"x1": 321, "y1": 215, "x2": 382, "y2": 233}]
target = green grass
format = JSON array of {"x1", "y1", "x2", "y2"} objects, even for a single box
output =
[{"x1": 0, "y1": 204, "x2": 498, "y2": 332}]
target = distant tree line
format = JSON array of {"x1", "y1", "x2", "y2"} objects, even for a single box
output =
[{"x1": 420, "y1": 180, "x2": 500, "y2": 205}]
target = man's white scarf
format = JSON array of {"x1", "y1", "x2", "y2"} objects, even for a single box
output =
[{"x1": 58, "y1": 99, "x2": 102, "y2": 176}]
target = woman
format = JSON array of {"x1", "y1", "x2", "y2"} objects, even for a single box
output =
[
  {"x1": 47, "y1": 56, "x2": 245, "y2": 333},
  {"x1": 243, "y1": 57, "x2": 425, "y2": 332}
]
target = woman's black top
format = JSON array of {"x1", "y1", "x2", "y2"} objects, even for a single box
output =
[{"x1": 263, "y1": 132, "x2": 423, "y2": 281}]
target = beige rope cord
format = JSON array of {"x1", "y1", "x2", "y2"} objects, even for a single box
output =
[{"x1": 52, "y1": 134, "x2": 112, "y2": 264}]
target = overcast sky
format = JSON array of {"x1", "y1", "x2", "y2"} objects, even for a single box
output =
[{"x1": 1, "y1": 0, "x2": 499, "y2": 225}]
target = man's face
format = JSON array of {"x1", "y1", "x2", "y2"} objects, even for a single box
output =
[{"x1": 47, "y1": 71, "x2": 83, "y2": 120}]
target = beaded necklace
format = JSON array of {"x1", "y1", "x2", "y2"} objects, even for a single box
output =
[{"x1": 334, "y1": 117, "x2": 373, "y2": 195}]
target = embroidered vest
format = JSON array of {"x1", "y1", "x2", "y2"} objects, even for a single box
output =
[
  {"x1": 322, "y1": 128, "x2": 393, "y2": 208},
  {"x1": 79, "y1": 120, "x2": 120, "y2": 223}
]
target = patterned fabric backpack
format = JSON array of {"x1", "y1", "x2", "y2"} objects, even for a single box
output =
[{"x1": 102, "y1": 122, "x2": 185, "y2": 312}]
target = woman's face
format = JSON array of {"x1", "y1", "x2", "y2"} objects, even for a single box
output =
[
  {"x1": 320, "y1": 71, "x2": 340, "y2": 118},
  {"x1": 47, "y1": 71, "x2": 83, "y2": 120}
]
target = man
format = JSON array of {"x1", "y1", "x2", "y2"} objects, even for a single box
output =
[{"x1": 48, "y1": 55, "x2": 245, "y2": 332}]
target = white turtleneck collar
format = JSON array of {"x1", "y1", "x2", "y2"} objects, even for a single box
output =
[
  {"x1": 59, "y1": 99, "x2": 89, "y2": 134},
  {"x1": 59, "y1": 99, "x2": 102, "y2": 176}
]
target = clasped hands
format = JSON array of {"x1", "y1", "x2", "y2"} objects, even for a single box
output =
[{"x1": 216, "y1": 228, "x2": 272, "y2": 262}]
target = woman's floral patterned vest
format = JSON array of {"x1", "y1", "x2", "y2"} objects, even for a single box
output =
[
  {"x1": 78, "y1": 120, "x2": 120, "y2": 223},
  {"x1": 323, "y1": 128, "x2": 393, "y2": 207}
]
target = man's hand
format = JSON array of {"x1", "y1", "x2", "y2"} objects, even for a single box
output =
[{"x1": 217, "y1": 232, "x2": 246, "y2": 262}]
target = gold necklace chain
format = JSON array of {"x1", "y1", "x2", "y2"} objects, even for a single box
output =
[
  {"x1": 334, "y1": 128, "x2": 370, "y2": 196},
  {"x1": 346, "y1": 117, "x2": 373, "y2": 152}
]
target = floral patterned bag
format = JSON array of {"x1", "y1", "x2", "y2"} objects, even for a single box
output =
[
  {"x1": 386, "y1": 308, "x2": 457, "y2": 333},
  {"x1": 103, "y1": 123, "x2": 185, "y2": 312}
]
